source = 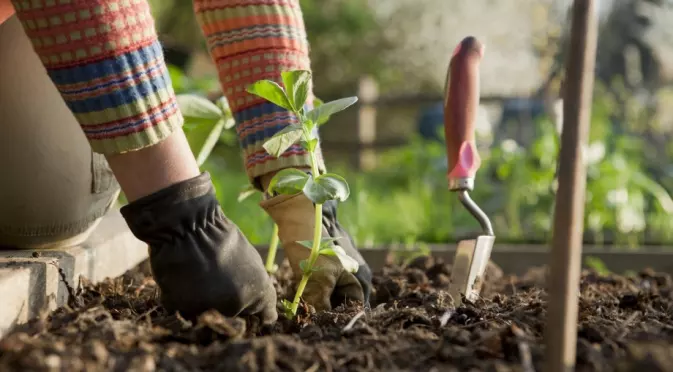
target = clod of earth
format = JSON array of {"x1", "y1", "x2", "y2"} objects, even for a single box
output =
[{"x1": 1, "y1": 256, "x2": 673, "y2": 371}]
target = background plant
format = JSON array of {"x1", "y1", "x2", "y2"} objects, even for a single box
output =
[{"x1": 149, "y1": 1, "x2": 673, "y2": 249}]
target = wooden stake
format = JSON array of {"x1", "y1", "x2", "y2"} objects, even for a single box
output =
[{"x1": 544, "y1": 1, "x2": 598, "y2": 372}]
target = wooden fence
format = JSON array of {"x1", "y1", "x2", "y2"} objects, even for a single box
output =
[{"x1": 329, "y1": 75, "x2": 530, "y2": 171}]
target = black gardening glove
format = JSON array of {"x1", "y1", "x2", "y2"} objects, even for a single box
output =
[{"x1": 120, "y1": 172, "x2": 277, "y2": 323}]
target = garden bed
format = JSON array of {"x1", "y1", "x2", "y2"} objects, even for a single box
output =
[{"x1": 1, "y1": 255, "x2": 672, "y2": 371}]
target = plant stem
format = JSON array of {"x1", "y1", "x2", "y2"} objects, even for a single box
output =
[
  {"x1": 290, "y1": 148, "x2": 324, "y2": 315},
  {"x1": 265, "y1": 223, "x2": 280, "y2": 273},
  {"x1": 289, "y1": 202, "x2": 323, "y2": 314}
]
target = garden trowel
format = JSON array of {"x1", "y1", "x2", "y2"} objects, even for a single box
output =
[{"x1": 444, "y1": 36, "x2": 495, "y2": 306}]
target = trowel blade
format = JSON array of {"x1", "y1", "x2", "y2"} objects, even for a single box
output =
[{"x1": 448, "y1": 235, "x2": 496, "y2": 306}]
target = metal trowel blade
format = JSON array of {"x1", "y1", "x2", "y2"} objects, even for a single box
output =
[{"x1": 448, "y1": 235, "x2": 496, "y2": 306}]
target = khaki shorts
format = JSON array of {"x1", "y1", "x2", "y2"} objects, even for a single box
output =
[{"x1": 0, "y1": 16, "x2": 120, "y2": 249}]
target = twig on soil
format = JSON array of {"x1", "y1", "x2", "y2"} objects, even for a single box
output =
[
  {"x1": 511, "y1": 324, "x2": 535, "y2": 372},
  {"x1": 461, "y1": 319, "x2": 493, "y2": 329},
  {"x1": 305, "y1": 362, "x2": 320, "y2": 372},
  {"x1": 316, "y1": 348, "x2": 333, "y2": 372},
  {"x1": 342, "y1": 311, "x2": 366, "y2": 332},
  {"x1": 135, "y1": 306, "x2": 159, "y2": 324},
  {"x1": 616, "y1": 311, "x2": 639, "y2": 339}
]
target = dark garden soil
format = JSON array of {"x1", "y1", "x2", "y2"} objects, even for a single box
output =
[{"x1": 1, "y1": 255, "x2": 673, "y2": 372}]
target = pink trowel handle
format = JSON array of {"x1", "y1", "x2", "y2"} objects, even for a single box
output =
[{"x1": 443, "y1": 36, "x2": 485, "y2": 191}]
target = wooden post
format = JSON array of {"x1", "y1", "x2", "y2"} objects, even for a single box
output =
[
  {"x1": 544, "y1": 1, "x2": 599, "y2": 372},
  {"x1": 357, "y1": 75, "x2": 379, "y2": 171}
]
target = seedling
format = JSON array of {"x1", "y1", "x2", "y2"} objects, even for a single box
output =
[
  {"x1": 236, "y1": 97, "x2": 328, "y2": 274},
  {"x1": 176, "y1": 94, "x2": 236, "y2": 166},
  {"x1": 247, "y1": 70, "x2": 360, "y2": 317}
]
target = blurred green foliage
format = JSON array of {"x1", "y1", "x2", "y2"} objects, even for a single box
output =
[
  {"x1": 148, "y1": 0, "x2": 401, "y2": 96},
  {"x1": 152, "y1": 0, "x2": 673, "y2": 249},
  {"x1": 166, "y1": 65, "x2": 673, "y2": 248}
]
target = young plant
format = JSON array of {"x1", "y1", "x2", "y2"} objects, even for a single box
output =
[
  {"x1": 176, "y1": 94, "x2": 236, "y2": 166},
  {"x1": 247, "y1": 70, "x2": 360, "y2": 317}
]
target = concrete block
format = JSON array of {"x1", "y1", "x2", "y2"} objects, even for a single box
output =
[{"x1": 0, "y1": 208, "x2": 147, "y2": 338}]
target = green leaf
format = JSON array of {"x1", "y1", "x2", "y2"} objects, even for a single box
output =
[
  {"x1": 301, "y1": 138, "x2": 319, "y2": 152},
  {"x1": 176, "y1": 94, "x2": 222, "y2": 120},
  {"x1": 313, "y1": 97, "x2": 324, "y2": 107},
  {"x1": 297, "y1": 240, "x2": 313, "y2": 250},
  {"x1": 167, "y1": 64, "x2": 189, "y2": 94},
  {"x1": 280, "y1": 299, "x2": 294, "y2": 319},
  {"x1": 303, "y1": 173, "x2": 350, "y2": 204},
  {"x1": 215, "y1": 97, "x2": 237, "y2": 129},
  {"x1": 216, "y1": 96, "x2": 232, "y2": 115},
  {"x1": 299, "y1": 259, "x2": 308, "y2": 273},
  {"x1": 246, "y1": 80, "x2": 293, "y2": 111},
  {"x1": 299, "y1": 259, "x2": 321, "y2": 274},
  {"x1": 223, "y1": 117, "x2": 236, "y2": 130},
  {"x1": 263, "y1": 125, "x2": 304, "y2": 158},
  {"x1": 297, "y1": 237, "x2": 339, "y2": 251},
  {"x1": 281, "y1": 299, "x2": 292, "y2": 309},
  {"x1": 195, "y1": 118, "x2": 226, "y2": 166},
  {"x1": 268, "y1": 168, "x2": 310, "y2": 195},
  {"x1": 303, "y1": 118, "x2": 316, "y2": 133},
  {"x1": 282, "y1": 70, "x2": 311, "y2": 112},
  {"x1": 306, "y1": 97, "x2": 358, "y2": 126},
  {"x1": 319, "y1": 245, "x2": 360, "y2": 273},
  {"x1": 632, "y1": 171, "x2": 673, "y2": 213},
  {"x1": 319, "y1": 238, "x2": 340, "y2": 249},
  {"x1": 237, "y1": 184, "x2": 258, "y2": 202},
  {"x1": 182, "y1": 117, "x2": 219, "y2": 132}
]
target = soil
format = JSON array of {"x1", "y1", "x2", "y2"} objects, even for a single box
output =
[{"x1": 1, "y1": 255, "x2": 673, "y2": 372}]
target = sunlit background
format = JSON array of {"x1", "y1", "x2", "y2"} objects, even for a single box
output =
[{"x1": 146, "y1": 0, "x2": 673, "y2": 248}]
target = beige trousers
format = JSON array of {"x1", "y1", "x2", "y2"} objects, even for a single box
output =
[{"x1": 0, "y1": 16, "x2": 120, "y2": 249}]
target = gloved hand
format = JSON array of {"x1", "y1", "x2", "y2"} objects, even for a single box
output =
[
  {"x1": 120, "y1": 172, "x2": 277, "y2": 324},
  {"x1": 260, "y1": 193, "x2": 372, "y2": 311}
]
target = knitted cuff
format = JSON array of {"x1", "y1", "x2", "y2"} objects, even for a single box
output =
[
  {"x1": 12, "y1": 0, "x2": 183, "y2": 155},
  {"x1": 193, "y1": 0, "x2": 326, "y2": 183}
]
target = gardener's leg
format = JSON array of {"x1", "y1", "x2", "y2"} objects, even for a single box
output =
[
  {"x1": 193, "y1": 0, "x2": 372, "y2": 311},
  {"x1": 10, "y1": 1, "x2": 196, "y2": 202},
  {"x1": 0, "y1": 15, "x2": 119, "y2": 249},
  {"x1": 10, "y1": 0, "x2": 277, "y2": 322}
]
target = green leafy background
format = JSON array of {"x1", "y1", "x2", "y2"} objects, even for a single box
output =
[{"x1": 143, "y1": 0, "x2": 673, "y2": 249}]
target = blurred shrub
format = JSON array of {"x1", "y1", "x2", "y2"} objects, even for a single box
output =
[
  {"x1": 198, "y1": 78, "x2": 673, "y2": 247},
  {"x1": 148, "y1": 0, "x2": 402, "y2": 97}
]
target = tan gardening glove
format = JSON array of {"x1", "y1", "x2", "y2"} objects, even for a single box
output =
[{"x1": 260, "y1": 193, "x2": 372, "y2": 311}]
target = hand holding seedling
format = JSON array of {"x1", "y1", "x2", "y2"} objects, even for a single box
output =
[{"x1": 248, "y1": 70, "x2": 372, "y2": 317}]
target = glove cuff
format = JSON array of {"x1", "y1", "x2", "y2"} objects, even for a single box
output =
[{"x1": 120, "y1": 172, "x2": 219, "y2": 245}]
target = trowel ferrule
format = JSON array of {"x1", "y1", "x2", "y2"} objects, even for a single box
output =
[{"x1": 448, "y1": 177, "x2": 474, "y2": 192}]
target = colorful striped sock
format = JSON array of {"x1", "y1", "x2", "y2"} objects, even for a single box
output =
[
  {"x1": 11, "y1": 0, "x2": 183, "y2": 155},
  {"x1": 193, "y1": 0, "x2": 326, "y2": 184}
]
